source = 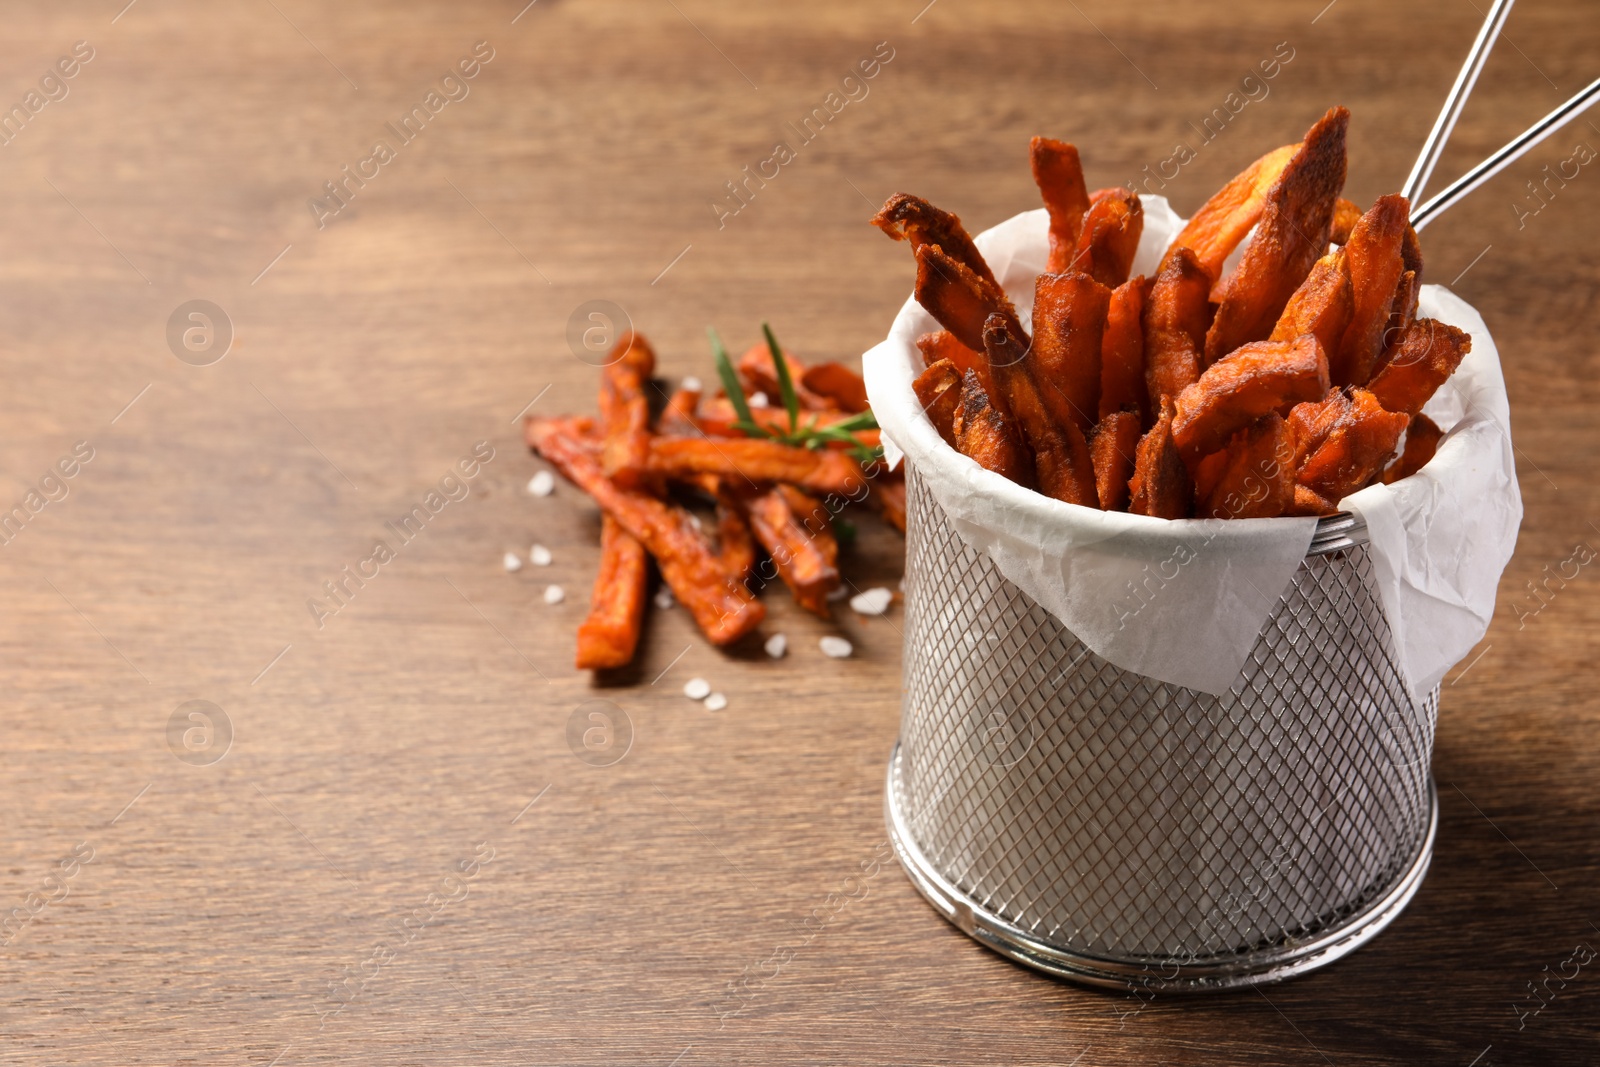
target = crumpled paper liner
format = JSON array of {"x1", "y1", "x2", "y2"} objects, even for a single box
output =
[{"x1": 863, "y1": 197, "x2": 1521, "y2": 697}]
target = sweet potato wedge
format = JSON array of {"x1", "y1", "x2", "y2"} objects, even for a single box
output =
[
  {"x1": 1292, "y1": 387, "x2": 1408, "y2": 502},
  {"x1": 953, "y1": 368, "x2": 1032, "y2": 485},
  {"x1": 916, "y1": 330, "x2": 983, "y2": 375},
  {"x1": 575, "y1": 515, "x2": 649, "y2": 670},
  {"x1": 1090, "y1": 410, "x2": 1141, "y2": 511},
  {"x1": 1270, "y1": 248, "x2": 1352, "y2": 358},
  {"x1": 1205, "y1": 107, "x2": 1349, "y2": 363},
  {"x1": 1031, "y1": 271, "x2": 1112, "y2": 435},
  {"x1": 913, "y1": 243, "x2": 1026, "y2": 395},
  {"x1": 1172, "y1": 335, "x2": 1331, "y2": 460},
  {"x1": 599, "y1": 331, "x2": 657, "y2": 488},
  {"x1": 1164, "y1": 142, "x2": 1299, "y2": 283},
  {"x1": 984, "y1": 313, "x2": 1097, "y2": 505},
  {"x1": 1128, "y1": 396, "x2": 1192, "y2": 519},
  {"x1": 742, "y1": 485, "x2": 840, "y2": 616},
  {"x1": 527, "y1": 417, "x2": 764, "y2": 645},
  {"x1": 1366, "y1": 318, "x2": 1470, "y2": 417},
  {"x1": 913, "y1": 358, "x2": 963, "y2": 448},
  {"x1": 800, "y1": 362, "x2": 870, "y2": 413},
  {"x1": 1330, "y1": 197, "x2": 1363, "y2": 246},
  {"x1": 1382, "y1": 413, "x2": 1444, "y2": 484},
  {"x1": 1334, "y1": 193, "x2": 1409, "y2": 386},
  {"x1": 1143, "y1": 247, "x2": 1210, "y2": 406},
  {"x1": 645, "y1": 437, "x2": 866, "y2": 496},
  {"x1": 1031, "y1": 136, "x2": 1093, "y2": 273},
  {"x1": 659, "y1": 385, "x2": 701, "y2": 437},
  {"x1": 1069, "y1": 189, "x2": 1143, "y2": 287},
  {"x1": 1288, "y1": 484, "x2": 1339, "y2": 516},
  {"x1": 1197, "y1": 414, "x2": 1296, "y2": 519},
  {"x1": 873, "y1": 193, "x2": 999, "y2": 289},
  {"x1": 1099, "y1": 276, "x2": 1149, "y2": 423}
]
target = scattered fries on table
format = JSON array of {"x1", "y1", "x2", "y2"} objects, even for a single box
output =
[
  {"x1": 526, "y1": 327, "x2": 899, "y2": 670},
  {"x1": 879, "y1": 105, "x2": 1465, "y2": 519}
]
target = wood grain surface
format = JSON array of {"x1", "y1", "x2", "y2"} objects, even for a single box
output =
[{"x1": 1, "y1": 1, "x2": 1596, "y2": 1063}]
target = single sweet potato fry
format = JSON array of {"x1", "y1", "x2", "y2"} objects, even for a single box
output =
[
  {"x1": 1382, "y1": 413, "x2": 1444, "y2": 484},
  {"x1": 1380, "y1": 268, "x2": 1420, "y2": 360},
  {"x1": 527, "y1": 417, "x2": 764, "y2": 645},
  {"x1": 800, "y1": 362, "x2": 870, "y2": 413},
  {"x1": 659, "y1": 385, "x2": 701, "y2": 436},
  {"x1": 1270, "y1": 248, "x2": 1352, "y2": 358},
  {"x1": 914, "y1": 243, "x2": 1026, "y2": 396},
  {"x1": 985, "y1": 314, "x2": 1097, "y2": 505},
  {"x1": 913, "y1": 359, "x2": 963, "y2": 448},
  {"x1": 736, "y1": 342, "x2": 832, "y2": 411},
  {"x1": 872, "y1": 193, "x2": 999, "y2": 289},
  {"x1": 1090, "y1": 410, "x2": 1141, "y2": 511},
  {"x1": 599, "y1": 331, "x2": 657, "y2": 488},
  {"x1": 1069, "y1": 189, "x2": 1143, "y2": 287},
  {"x1": 575, "y1": 515, "x2": 649, "y2": 670},
  {"x1": 916, "y1": 330, "x2": 983, "y2": 375},
  {"x1": 646, "y1": 437, "x2": 865, "y2": 496},
  {"x1": 1031, "y1": 136, "x2": 1093, "y2": 273},
  {"x1": 742, "y1": 486, "x2": 840, "y2": 616},
  {"x1": 1205, "y1": 107, "x2": 1349, "y2": 363},
  {"x1": 1164, "y1": 142, "x2": 1300, "y2": 283},
  {"x1": 1172, "y1": 334, "x2": 1331, "y2": 459},
  {"x1": 1099, "y1": 275, "x2": 1149, "y2": 423},
  {"x1": 1143, "y1": 248, "x2": 1210, "y2": 406},
  {"x1": 1366, "y1": 318, "x2": 1470, "y2": 417},
  {"x1": 1031, "y1": 271, "x2": 1112, "y2": 435},
  {"x1": 1330, "y1": 197, "x2": 1363, "y2": 245},
  {"x1": 953, "y1": 368, "x2": 1033, "y2": 486},
  {"x1": 1129, "y1": 397, "x2": 1192, "y2": 519},
  {"x1": 1334, "y1": 193, "x2": 1409, "y2": 386},
  {"x1": 1198, "y1": 414, "x2": 1296, "y2": 519},
  {"x1": 1293, "y1": 387, "x2": 1408, "y2": 502}
]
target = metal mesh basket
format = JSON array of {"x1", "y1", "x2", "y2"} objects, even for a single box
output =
[{"x1": 885, "y1": 466, "x2": 1438, "y2": 992}]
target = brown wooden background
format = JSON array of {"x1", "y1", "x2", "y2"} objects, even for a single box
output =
[{"x1": 1, "y1": 1, "x2": 1596, "y2": 1063}]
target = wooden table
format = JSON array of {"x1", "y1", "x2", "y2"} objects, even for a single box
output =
[{"x1": 2, "y1": 1, "x2": 1595, "y2": 1063}]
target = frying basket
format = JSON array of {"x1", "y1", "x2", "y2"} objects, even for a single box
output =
[{"x1": 885, "y1": 466, "x2": 1438, "y2": 992}]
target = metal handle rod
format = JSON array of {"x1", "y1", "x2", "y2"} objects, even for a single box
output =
[
  {"x1": 1401, "y1": 0, "x2": 1517, "y2": 205},
  {"x1": 1412, "y1": 76, "x2": 1600, "y2": 231}
]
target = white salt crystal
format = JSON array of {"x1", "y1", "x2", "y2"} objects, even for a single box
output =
[
  {"x1": 529, "y1": 471, "x2": 555, "y2": 496},
  {"x1": 704, "y1": 692, "x2": 727, "y2": 712},
  {"x1": 654, "y1": 587, "x2": 675, "y2": 610},
  {"x1": 543, "y1": 584, "x2": 564, "y2": 605},
  {"x1": 748, "y1": 391, "x2": 769, "y2": 408},
  {"x1": 529, "y1": 544, "x2": 552, "y2": 566},
  {"x1": 819, "y1": 636, "x2": 853, "y2": 658},
  {"x1": 764, "y1": 633, "x2": 787, "y2": 659},
  {"x1": 850, "y1": 588, "x2": 893, "y2": 616},
  {"x1": 684, "y1": 677, "x2": 711, "y2": 700},
  {"x1": 503, "y1": 552, "x2": 523, "y2": 572},
  {"x1": 681, "y1": 375, "x2": 702, "y2": 392}
]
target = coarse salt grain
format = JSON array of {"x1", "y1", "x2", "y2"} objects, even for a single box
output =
[
  {"x1": 529, "y1": 544, "x2": 552, "y2": 566},
  {"x1": 529, "y1": 471, "x2": 555, "y2": 496},
  {"x1": 749, "y1": 391, "x2": 769, "y2": 408},
  {"x1": 764, "y1": 633, "x2": 787, "y2": 659},
  {"x1": 819, "y1": 636, "x2": 853, "y2": 658},
  {"x1": 654, "y1": 587, "x2": 675, "y2": 610},
  {"x1": 543, "y1": 584, "x2": 564, "y2": 605},
  {"x1": 704, "y1": 692, "x2": 727, "y2": 712},
  {"x1": 503, "y1": 552, "x2": 523, "y2": 572},
  {"x1": 682, "y1": 375, "x2": 702, "y2": 392},
  {"x1": 849, "y1": 587, "x2": 893, "y2": 616},
  {"x1": 684, "y1": 677, "x2": 711, "y2": 700}
]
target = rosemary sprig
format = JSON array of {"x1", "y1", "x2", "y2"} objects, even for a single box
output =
[{"x1": 763, "y1": 322, "x2": 801, "y2": 436}]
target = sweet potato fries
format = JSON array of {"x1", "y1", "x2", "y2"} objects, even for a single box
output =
[
  {"x1": 879, "y1": 106, "x2": 1467, "y2": 520},
  {"x1": 528, "y1": 326, "x2": 898, "y2": 670}
]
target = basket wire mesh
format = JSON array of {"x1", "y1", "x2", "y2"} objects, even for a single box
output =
[{"x1": 886, "y1": 465, "x2": 1438, "y2": 991}]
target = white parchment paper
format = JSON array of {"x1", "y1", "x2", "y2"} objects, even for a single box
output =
[{"x1": 863, "y1": 197, "x2": 1522, "y2": 697}]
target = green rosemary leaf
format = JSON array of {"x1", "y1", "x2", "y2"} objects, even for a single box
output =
[
  {"x1": 709, "y1": 327, "x2": 755, "y2": 427},
  {"x1": 763, "y1": 322, "x2": 801, "y2": 435}
]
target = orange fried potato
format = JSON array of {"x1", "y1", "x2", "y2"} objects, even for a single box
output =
[
  {"x1": 646, "y1": 438, "x2": 865, "y2": 496},
  {"x1": 916, "y1": 330, "x2": 983, "y2": 375},
  {"x1": 1270, "y1": 248, "x2": 1352, "y2": 358},
  {"x1": 800, "y1": 362, "x2": 870, "y2": 413},
  {"x1": 1031, "y1": 136, "x2": 1092, "y2": 273},
  {"x1": 1099, "y1": 275, "x2": 1149, "y2": 423},
  {"x1": 1069, "y1": 189, "x2": 1143, "y2": 288},
  {"x1": 1289, "y1": 484, "x2": 1339, "y2": 516},
  {"x1": 1171, "y1": 335, "x2": 1330, "y2": 459},
  {"x1": 1293, "y1": 387, "x2": 1408, "y2": 502},
  {"x1": 913, "y1": 358, "x2": 963, "y2": 448},
  {"x1": 1381, "y1": 268, "x2": 1420, "y2": 357},
  {"x1": 659, "y1": 385, "x2": 701, "y2": 436},
  {"x1": 914, "y1": 243, "x2": 1026, "y2": 392},
  {"x1": 1197, "y1": 414, "x2": 1296, "y2": 519},
  {"x1": 1031, "y1": 271, "x2": 1111, "y2": 435},
  {"x1": 984, "y1": 314, "x2": 1096, "y2": 506},
  {"x1": 736, "y1": 342, "x2": 831, "y2": 411},
  {"x1": 1129, "y1": 396, "x2": 1192, "y2": 519},
  {"x1": 1334, "y1": 193, "x2": 1409, "y2": 386},
  {"x1": 1366, "y1": 318, "x2": 1471, "y2": 417},
  {"x1": 873, "y1": 193, "x2": 1000, "y2": 289},
  {"x1": 527, "y1": 417, "x2": 764, "y2": 645},
  {"x1": 1143, "y1": 247, "x2": 1210, "y2": 406},
  {"x1": 1330, "y1": 197, "x2": 1362, "y2": 246},
  {"x1": 1090, "y1": 410, "x2": 1141, "y2": 511},
  {"x1": 599, "y1": 331, "x2": 657, "y2": 488},
  {"x1": 953, "y1": 368, "x2": 1033, "y2": 486},
  {"x1": 743, "y1": 486, "x2": 840, "y2": 616},
  {"x1": 1164, "y1": 142, "x2": 1299, "y2": 283},
  {"x1": 1205, "y1": 107, "x2": 1349, "y2": 363},
  {"x1": 575, "y1": 515, "x2": 649, "y2": 670},
  {"x1": 1382, "y1": 413, "x2": 1444, "y2": 484},
  {"x1": 705, "y1": 478, "x2": 757, "y2": 582}
]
